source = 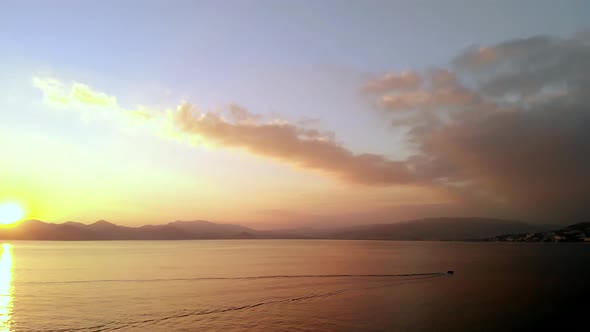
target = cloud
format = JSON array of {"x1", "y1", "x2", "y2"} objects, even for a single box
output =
[
  {"x1": 33, "y1": 78, "x2": 416, "y2": 186},
  {"x1": 369, "y1": 34, "x2": 590, "y2": 221},
  {"x1": 227, "y1": 103, "x2": 262, "y2": 123},
  {"x1": 33, "y1": 33, "x2": 590, "y2": 222},
  {"x1": 367, "y1": 70, "x2": 484, "y2": 114},
  {"x1": 168, "y1": 103, "x2": 415, "y2": 185},
  {"x1": 453, "y1": 35, "x2": 590, "y2": 100},
  {"x1": 32, "y1": 77, "x2": 70, "y2": 105},
  {"x1": 419, "y1": 104, "x2": 590, "y2": 220},
  {"x1": 452, "y1": 36, "x2": 554, "y2": 70},
  {"x1": 33, "y1": 76, "x2": 160, "y2": 128},
  {"x1": 363, "y1": 70, "x2": 422, "y2": 93},
  {"x1": 33, "y1": 77, "x2": 117, "y2": 108}
]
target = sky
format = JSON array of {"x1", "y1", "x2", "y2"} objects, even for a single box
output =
[{"x1": 1, "y1": 0, "x2": 589, "y2": 227}]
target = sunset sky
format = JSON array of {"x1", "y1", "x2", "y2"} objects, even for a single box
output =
[{"x1": 1, "y1": 0, "x2": 589, "y2": 227}]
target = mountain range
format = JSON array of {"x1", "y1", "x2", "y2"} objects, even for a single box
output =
[{"x1": 0, "y1": 218, "x2": 558, "y2": 241}]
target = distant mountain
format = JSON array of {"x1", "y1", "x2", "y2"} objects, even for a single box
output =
[
  {"x1": 565, "y1": 222, "x2": 590, "y2": 232},
  {"x1": 88, "y1": 220, "x2": 119, "y2": 231},
  {"x1": 0, "y1": 220, "x2": 255, "y2": 241},
  {"x1": 0, "y1": 217, "x2": 557, "y2": 241},
  {"x1": 168, "y1": 220, "x2": 255, "y2": 238},
  {"x1": 326, "y1": 218, "x2": 555, "y2": 241},
  {"x1": 486, "y1": 222, "x2": 590, "y2": 242}
]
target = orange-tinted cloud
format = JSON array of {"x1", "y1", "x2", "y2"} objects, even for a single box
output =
[
  {"x1": 33, "y1": 78, "x2": 417, "y2": 186},
  {"x1": 228, "y1": 103, "x2": 262, "y2": 123},
  {"x1": 363, "y1": 70, "x2": 422, "y2": 93},
  {"x1": 168, "y1": 103, "x2": 415, "y2": 185},
  {"x1": 370, "y1": 70, "x2": 482, "y2": 112},
  {"x1": 452, "y1": 36, "x2": 553, "y2": 70}
]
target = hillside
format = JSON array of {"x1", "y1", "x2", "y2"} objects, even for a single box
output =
[
  {"x1": 325, "y1": 218, "x2": 553, "y2": 241},
  {"x1": 0, "y1": 220, "x2": 257, "y2": 241},
  {"x1": 0, "y1": 217, "x2": 556, "y2": 241},
  {"x1": 486, "y1": 222, "x2": 590, "y2": 242}
]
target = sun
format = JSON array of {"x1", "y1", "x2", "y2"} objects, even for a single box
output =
[{"x1": 0, "y1": 203, "x2": 25, "y2": 225}]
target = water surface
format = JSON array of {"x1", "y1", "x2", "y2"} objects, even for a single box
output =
[{"x1": 1, "y1": 240, "x2": 588, "y2": 331}]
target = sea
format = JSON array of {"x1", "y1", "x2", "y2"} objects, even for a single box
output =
[{"x1": 1, "y1": 240, "x2": 588, "y2": 331}]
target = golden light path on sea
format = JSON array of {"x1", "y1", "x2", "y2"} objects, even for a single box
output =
[{"x1": 0, "y1": 244, "x2": 13, "y2": 332}]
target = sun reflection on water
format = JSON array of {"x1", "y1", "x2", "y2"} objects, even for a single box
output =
[{"x1": 0, "y1": 244, "x2": 13, "y2": 332}]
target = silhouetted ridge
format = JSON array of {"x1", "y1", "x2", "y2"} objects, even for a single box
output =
[
  {"x1": 63, "y1": 221, "x2": 86, "y2": 228},
  {"x1": 566, "y1": 222, "x2": 590, "y2": 231},
  {"x1": 168, "y1": 220, "x2": 255, "y2": 238},
  {"x1": 89, "y1": 220, "x2": 117, "y2": 228},
  {"x1": 330, "y1": 217, "x2": 553, "y2": 241},
  {"x1": 0, "y1": 217, "x2": 558, "y2": 241}
]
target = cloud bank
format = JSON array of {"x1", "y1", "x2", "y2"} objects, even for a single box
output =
[
  {"x1": 33, "y1": 33, "x2": 590, "y2": 222},
  {"x1": 33, "y1": 78, "x2": 415, "y2": 186},
  {"x1": 366, "y1": 34, "x2": 590, "y2": 221}
]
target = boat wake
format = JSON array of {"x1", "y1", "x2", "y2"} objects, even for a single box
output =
[
  {"x1": 21, "y1": 271, "x2": 450, "y2": 285},
  {"x1": 45, "y1": 272, "x2": 452, "y2": 332}
]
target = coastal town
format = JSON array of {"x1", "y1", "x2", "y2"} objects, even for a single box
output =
[{"x1": 487, "y1": 222, "x2": 590, "y2": 242}]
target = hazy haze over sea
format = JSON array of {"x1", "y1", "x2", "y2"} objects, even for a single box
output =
[{"x1": 1, "y1": 240, "x2": 588, "y2": 331}]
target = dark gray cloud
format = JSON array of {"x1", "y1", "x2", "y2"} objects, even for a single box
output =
[
  {"x1": 370, "y1": 34, "x2": 590, "y2": 222},
  {"x1": 454, "y1": 35, "x2": 590, "y2": 99},
  {"x1": 166, "y1": 34, "x2": 590, "y2": 222}
]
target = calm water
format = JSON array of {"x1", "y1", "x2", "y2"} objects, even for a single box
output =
[{"x1": 0, "y1": 240, "x2": 588, "y2": 331}]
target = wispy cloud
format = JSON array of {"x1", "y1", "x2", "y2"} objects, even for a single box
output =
[
  {"x1": 363, "y1": 71, "x2": 422, "y2": 93},
  {"x1": 364, "y1": 69, "x2": 484, "y2": 113},
  {"x1": 33, "y1": 77, "x2": 416, "y2": 186},
  {"x1": 33, "y1": 77, "x2": 117, "y2": 107}
]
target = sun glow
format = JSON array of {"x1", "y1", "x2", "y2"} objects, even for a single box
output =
[{"x1": 0, "y1": 204, "x2": 25, "y2": 225}]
